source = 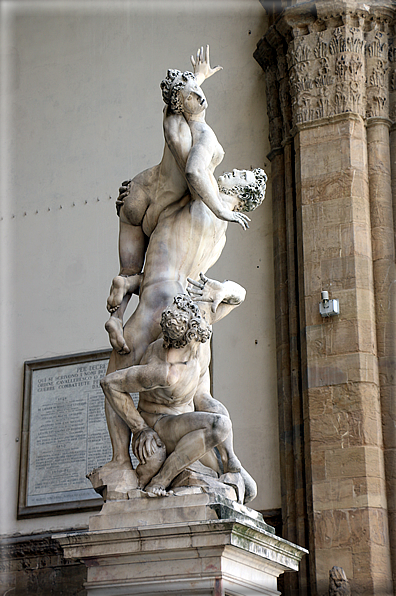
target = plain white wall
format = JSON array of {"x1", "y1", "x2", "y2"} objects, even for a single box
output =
[{"x1": 0, "y1": 0, "x2": 279, "y2": 536}]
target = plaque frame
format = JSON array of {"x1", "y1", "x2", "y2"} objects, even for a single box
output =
[{"x1": 18, "y1": 349, "x2": 112, "y2": 519}]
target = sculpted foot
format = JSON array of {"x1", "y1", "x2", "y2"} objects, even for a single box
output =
[
  {"x1": 145, "y1": 484, "x2": 172, "y2": 497},
  {"x1": 224, "y1": 455, "x2": 242, "y2": 474},
  {"x1": 217, "y1": 444, "x2": 242, "y2": 474},
  {"x1": 107, "y1": 276, "x2": 129, "y2": 313},
  {"x1": 240, "y1": 467, "x2": 257, "y2": 504},
  {"x1": 105, "y1": 316, "x2": 131, "y2": 354}
]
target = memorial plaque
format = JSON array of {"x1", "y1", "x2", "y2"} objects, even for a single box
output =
[{"x1": 18, "y1": 350, "x2": 139, "y2": 518}]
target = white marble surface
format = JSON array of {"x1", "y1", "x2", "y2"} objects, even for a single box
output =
[{"x1": 88, "y1": 491, "x2": 269, "y2": 531}]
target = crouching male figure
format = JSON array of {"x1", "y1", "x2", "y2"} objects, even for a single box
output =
[{"x1": 100, "y1": 277, "x2": 254, "y2": 499}]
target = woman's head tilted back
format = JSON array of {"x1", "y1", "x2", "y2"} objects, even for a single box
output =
[{"x1": 160, "y1": 69, "x2": 207, "y2": 116}]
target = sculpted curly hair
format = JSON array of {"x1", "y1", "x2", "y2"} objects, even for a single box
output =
[
  {"x1": 160, "y1": 294, "x2": 211, "y2": 349},
  {"x1": 218, "y1": 168, "x2": 268, "y2": 213},
  {"x1": 160, "y1": 69, "x2": 196, "y2": 114}
]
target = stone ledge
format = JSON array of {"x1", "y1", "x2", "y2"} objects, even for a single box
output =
[
  {"x1": 57, "y1": 520, "x2": 307, "y2": 595},
  {"x1": 56, "y1": 493, "x2": 307, "y2": 595},
  {"x1": 57, "y1": 519, "x2": 306, "y2": 569},
  {"x1": 85, "y1": 491, "x2": 273, "y2": 534}
]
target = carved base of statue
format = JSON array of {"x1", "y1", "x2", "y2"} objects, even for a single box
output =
[
  {"x1": 57, "y1": 492, "x2": 307, "y2": 596},
  {"x1": 88, "y1": 457, "x2": 255, "y2": 505},
  {"x1": 87, "y1": 467, "x2": 139, "y2": 501}
]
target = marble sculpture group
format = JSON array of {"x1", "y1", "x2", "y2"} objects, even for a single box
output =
[{"x1": 98, "y1": 46, "x2": 267, "y2": 503}]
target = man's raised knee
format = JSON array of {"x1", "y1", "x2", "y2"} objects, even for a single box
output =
[
  {"x1": 100, "y1": 375, "x2": 111, "y2": 394},
  {"x1": 212, "y1": 414, "x2": 232, "y2": 444}
]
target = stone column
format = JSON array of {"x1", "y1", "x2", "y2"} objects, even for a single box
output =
[
  {"x1": 259, "y1": 33, "x2": 310, "y2": 596},
  {"x1": 366, "y1": 110, "x2": 396, "y2": 593},
  {"x1": 255, "y1": 2, "x2": 396, "y2": 594},
  {"x1": 390, "y1": 26, "x2": 396, "y2": 589}
]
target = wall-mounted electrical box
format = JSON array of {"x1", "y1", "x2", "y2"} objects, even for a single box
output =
[{"x1": 319, "y1": 290, "x2": 339, "y2": 318}]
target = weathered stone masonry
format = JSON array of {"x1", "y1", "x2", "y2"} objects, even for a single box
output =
[{"x1": 255, "y1": 1, "x2": 396, "y2": 595}]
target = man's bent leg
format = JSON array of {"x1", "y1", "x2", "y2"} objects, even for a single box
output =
[
  {"x1": 101, "y1": 352, "x2": 133, "y2": 471},
  {"x1": 105, "y1": 218, "x2": 146, "y2": 353},
  {"x1": 194, "y1": 392, "x2": 241, "y2": 473},
  {"x1": 145, "y1": 412, "x2": 232, "y2": 494},
  {"x1": 104, "y1": 399, "x2": 132, "y2": 470},
  {"x1": 100, "y1": 368, "x2": 148, "y2": 434}
]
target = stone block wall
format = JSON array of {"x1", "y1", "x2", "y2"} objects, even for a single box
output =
[
  {"x1": 0, "y1": 533, "x2": 87, "y2": 596},
  {"x1": 255, "y1": 1, "x2": 396, "y2": 594}
]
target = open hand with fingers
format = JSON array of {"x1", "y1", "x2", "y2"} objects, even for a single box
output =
[
  {"x1": 187, "y1": 273, "x2": 227, "y2": 313},
  {"x1": 132, "y1": 427, "x2": 164, "y2": 465},
  {"x1": 220, "y1": 209, "x2": 250, "y2": 230},
  {"x1": 115, "y1": 179, "x2": 132, "y2": 215},
  {"x1": 191, "y1": 45, "x2": 222, "y2": 84}
]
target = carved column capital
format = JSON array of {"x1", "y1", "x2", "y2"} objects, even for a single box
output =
[{"x1": 255, "y1": 0, "x2": 396, "y2": 135}]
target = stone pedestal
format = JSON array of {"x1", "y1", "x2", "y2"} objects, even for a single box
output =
[{"x1": 57, "y1": 492, "x2": 307, "y2": 596}]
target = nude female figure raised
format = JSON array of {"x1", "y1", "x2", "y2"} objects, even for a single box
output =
[{"x1": 105, "y1": 47, "x2": 249, "y2": 354}]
